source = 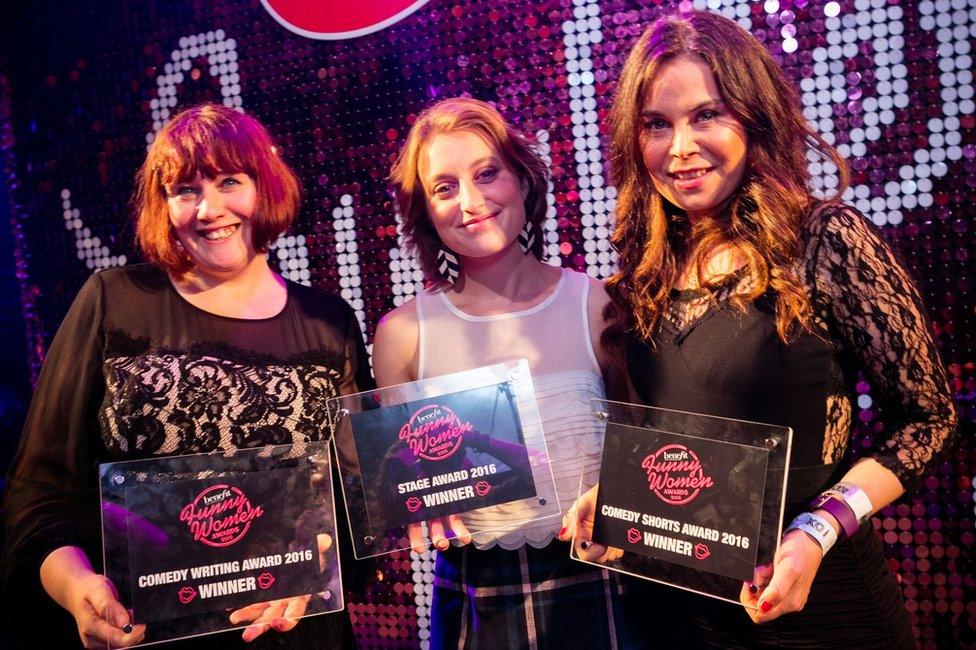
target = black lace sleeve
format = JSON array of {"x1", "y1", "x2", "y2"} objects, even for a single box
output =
[
  {"x1": 1, "y1": 272, "x2": 108, "y2": 610},
  {"x1": 810, "y1": 204, "x2": 958, "y2": 488}
]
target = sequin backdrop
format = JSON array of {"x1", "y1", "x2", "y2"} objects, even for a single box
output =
[{"x1": 1, "y1": 0, "x2": 973, "y2": 647}]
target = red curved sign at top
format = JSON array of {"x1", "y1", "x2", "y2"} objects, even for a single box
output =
[{"x1": 260, "y1": 0, "x2": 432, "y2": 40}]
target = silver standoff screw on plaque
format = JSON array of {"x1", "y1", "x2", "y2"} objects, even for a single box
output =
[
  {"x1": 764, "y1": 437, "x2": 779, "y2": 450},
  {"x1": 323, "y1": 591, "x2": 332, "y2": 601},
  {"x1": 113, "y1": 474, "x2": 124, "y2": 485},
  {"x1": 538, "y1": 497, "x2": 547, "y2": 506},
  {"x1": 363, "y1": 535, "x2": 375, "y2": 546},
  {"x1": 340, "y1": 408, "x2": 350, "y2": 417},
  {"x1": 595, "y1": 410, "x2": 609, "y2": 421}
]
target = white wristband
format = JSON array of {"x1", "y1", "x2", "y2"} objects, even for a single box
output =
[
  {"x1": 826, "y1": 482, "x2": 874, "y2": 524},
  {"x1": 786, "y1": 512, "x2": 837, "y2": 556}
]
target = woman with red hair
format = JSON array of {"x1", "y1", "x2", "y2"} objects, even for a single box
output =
[{"x1": 2, "y1": 103, "x2": 370, "y2": 648}]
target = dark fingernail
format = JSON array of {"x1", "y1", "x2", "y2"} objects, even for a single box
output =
[
  {"x1": 580, "y1": 540, "x2": 591, "y2": 550},
  {"x1": 121, "y1": 623, "x2": 133, "y2": 634},
  {"x1": 760, "y1": 601, "x2": 772, "y2": 613},
  {"x1": 749, "y1": 583, "x2": 758, "y2": 595}
]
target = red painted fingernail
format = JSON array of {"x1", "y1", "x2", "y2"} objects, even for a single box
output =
[
  {"x1": 760, "y1": 601, "x2": 772, "y2": 613},
  {"x1": 558, "y1": 527, "x2": 567, "y2": 538}
]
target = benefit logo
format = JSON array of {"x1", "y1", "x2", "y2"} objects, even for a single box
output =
[
  {"x1": 641, "y1": 444, "x2": 715, "y2": 506},
  {"x1": 179, "y1": 484, "x2": 264, "y2": 547},
  {"x1": 399, "y1": 404, "x2": 472, "y2": 462}
]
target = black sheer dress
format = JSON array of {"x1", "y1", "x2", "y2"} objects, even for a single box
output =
[
  {"x1": 2, "y1": 264, "x2": 373, "y2": 649},
  {"x1": 626, "y1": 204, "x2": 957, "y2": 649}
]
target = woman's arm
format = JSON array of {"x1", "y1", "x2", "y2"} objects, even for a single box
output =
[
  {"x1": 745, "y1": 457, "x2": 904, "y2": 622},
  {"x1": 586, "y1": 277, "x2": 635, "y2": 402},
  {"x1": 1, "y1": 272, "x2": 140, "y2": 646},
  {"x1": 372, "y1": 301, "x2": 471, "y2": 551},
  {"x1": 40, "y1": 546, "x2": 145, "y2": 647},
  {"x1": 747, "y1": 206, "x2": 958, "y2": 622},
  {"x1": 372, "y1": 301, "x2": 420, "y2": 387},
  {"x1": 815, "y1": 207, "x2": 958, "y2": 487},
  {"x1": 556, "y1": 278, "x2": 633, "y2": 556},
  {"x1": 339, "y1": 300, "x2": 377, "y2": 396}
]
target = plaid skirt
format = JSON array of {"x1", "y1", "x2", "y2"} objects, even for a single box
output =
[{"x1": 429, "y1": 540, "x2": 649, "y2": 650}]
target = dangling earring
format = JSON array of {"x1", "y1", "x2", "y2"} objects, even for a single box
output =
[
  {"x1": 518, "y1": 221, "x2": 535, "y2": 256},
  {"x1": 436, "y1": 247, "x2": 460, "y2": 284}
]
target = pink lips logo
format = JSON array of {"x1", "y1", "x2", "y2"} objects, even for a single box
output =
[
  {"x1": 178, "y1": 586, "x2": 197, "y2": 604},
  {"x1": 405, "y1": 496, "x2": 423, "y2": 512},
  {"x1": 694, "y1": 543, "x2": 711, "y2": 560},
  {"x1": 626, "y1": 527, "x2": 642, "y2": 544},
  {"x1": 257, "y1": 572, "x2": 276, "y2": 589},
  {"x1": 474, "y1": 481, "x2": 491, "y2": 496}
]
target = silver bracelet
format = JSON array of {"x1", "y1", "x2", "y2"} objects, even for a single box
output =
[
  {"x1": 826, "y1": 482, "x2": 874, "y2": 525},
  {"x1": 786, "y1": 512, "x2": 838, "y2": 556}
]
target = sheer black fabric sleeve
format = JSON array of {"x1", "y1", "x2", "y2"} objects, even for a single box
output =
[
  {"x1": 331, "y1": 302, "x2": 376, "y2": 594},
  {"x1": 330, "y1": 301, "x2": 373, "y2": 470},
  {"x1": 2, "y1": 272, "x2": 108, "y2": 607},
  {"x1": 810, "y1": 205, "x2": 958, "y2": 488},
  {"x1": 340, "y1": 304, "x2": 375, "y2": 398}
]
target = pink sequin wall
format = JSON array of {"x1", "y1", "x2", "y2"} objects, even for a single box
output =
[{"x1": 1, "y1": 0, "x2": 973, "y2": 647}]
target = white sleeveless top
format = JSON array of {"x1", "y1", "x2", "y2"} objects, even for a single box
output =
[{"x1": 416, "y1": 268, "x2": 606, "y2": 549}]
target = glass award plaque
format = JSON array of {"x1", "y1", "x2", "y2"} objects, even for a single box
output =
[
  {"x1": 330, "y1": 359, "x2": 560, "y2": 558},
  {"x1": 99, "y1": 441, "x2": 343, "y2": 647},
  {"x1": 571, "y1": 399, "x2": 792, "y2": 606}
]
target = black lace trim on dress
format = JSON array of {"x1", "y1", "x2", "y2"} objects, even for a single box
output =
[
  {"x1": 100, "y1": 345, "x2": 344, "y2": 456},
  {"x1": 104, "y1": 329, "x2": 347, "y2": 370},
  {"x1": 664, "y1": 270, "x2": 755, "y2": 333}
]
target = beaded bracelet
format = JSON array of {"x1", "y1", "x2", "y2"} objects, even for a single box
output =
[{"x1": 786, "y1": 512, "x2": 837, "y2": 556}]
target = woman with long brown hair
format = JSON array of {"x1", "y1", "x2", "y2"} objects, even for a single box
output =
[{"x1": 566, "y1": 10, "x2": 956, "y2": 648}]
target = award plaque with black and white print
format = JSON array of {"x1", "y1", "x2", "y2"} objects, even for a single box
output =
[
  {"x1": 572, "y1": 400, "x2": 792, "y2": 606},
  {"x1": 331, "y1": 360, "x2": 561, "y2": 558},
  {"x1": 99, "y1": 442, "x2": 343, "y2": 646}
]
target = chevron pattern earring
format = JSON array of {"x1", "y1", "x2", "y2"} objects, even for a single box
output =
[
  {"x1": 436, "y1": 247, "x2": 460, "y2": 284},
  {"x1": 518, "y1": 221, "x2": 535, "y2": 255}
]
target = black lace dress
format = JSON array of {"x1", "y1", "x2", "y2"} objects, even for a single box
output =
[
  {"x1": 626, "y1": 204, "x2": 957, "y2": 649},
  {"x1": 1, "y1": 264, "x2": 373, "y2": 649}
]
